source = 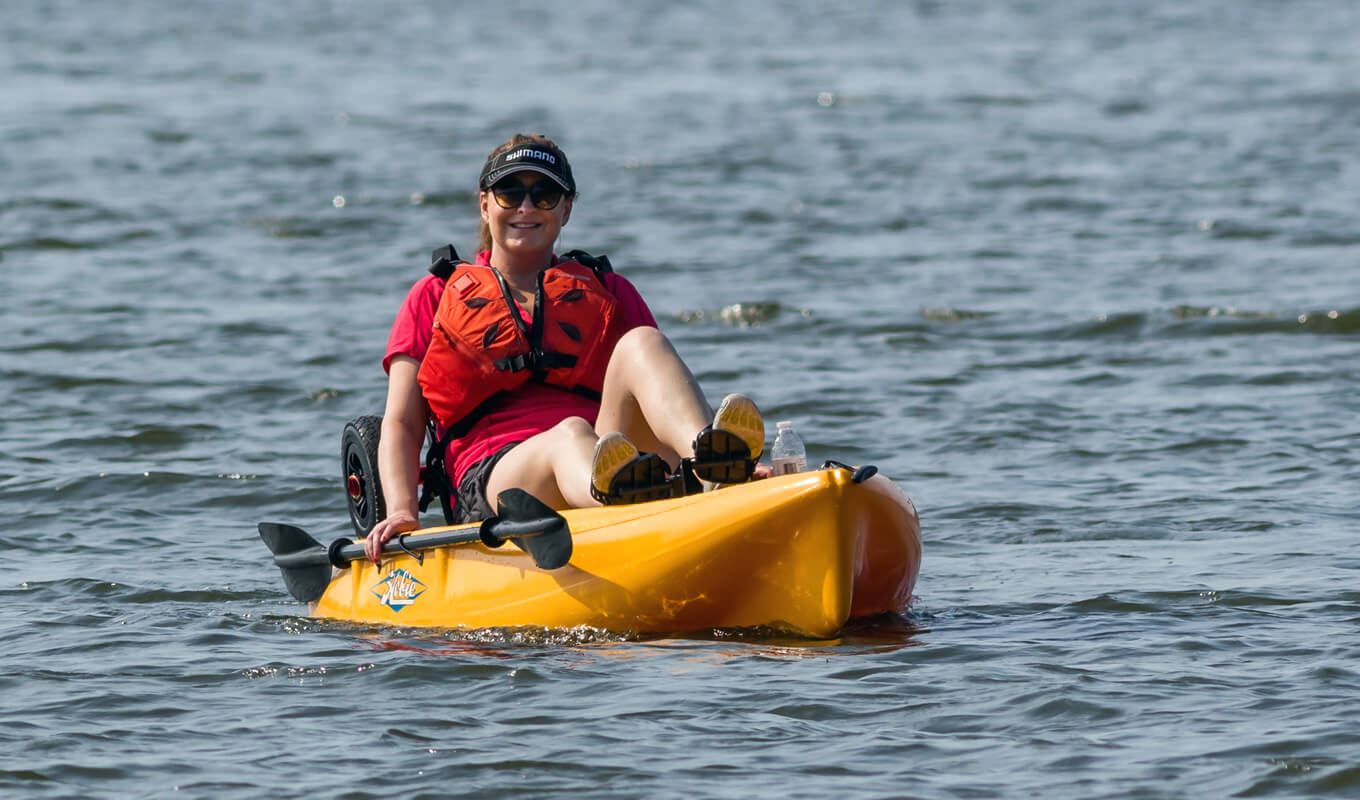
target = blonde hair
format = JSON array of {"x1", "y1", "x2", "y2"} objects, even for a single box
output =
[{"x1": 477, "y1": 133, "x2": 572, "y2": 255}]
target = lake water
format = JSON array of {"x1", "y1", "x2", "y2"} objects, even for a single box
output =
[{"x1": 3, "y1": 1, "x2": 1358, "y2": 797}]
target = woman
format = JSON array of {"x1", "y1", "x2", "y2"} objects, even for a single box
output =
[{"x1": 365, "y1": 133, "x2": 766, "y2": 563}]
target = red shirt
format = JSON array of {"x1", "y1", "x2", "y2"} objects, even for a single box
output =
[{"x1": 383, "y1": 250, "x2": 657, "y2": 489}]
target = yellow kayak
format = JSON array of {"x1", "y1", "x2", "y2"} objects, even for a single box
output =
[{"x1": 261, "y1": 466, "x2": 921, "y2": 639}]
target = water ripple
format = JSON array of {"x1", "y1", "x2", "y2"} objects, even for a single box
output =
[{"x1": 4, "y1": 1, "x2": 1360, "y2": 797}]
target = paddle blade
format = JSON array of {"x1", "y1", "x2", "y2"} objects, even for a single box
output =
[
  {"x1": 258, "y1": 522, "x2": 333, "y2": 604},
  {"x1": 493, "y1": 488, "x2": 573, "y2": 570}
]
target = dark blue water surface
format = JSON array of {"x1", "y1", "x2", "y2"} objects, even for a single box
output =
[{"x1": 3, "y1": 1, "x2": 1358, "y2": 797}]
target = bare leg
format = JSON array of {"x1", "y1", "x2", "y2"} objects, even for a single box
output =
[
  {"x1": 483, "y1": 327, "x2": 744, "y2": 513},
  {"x1": 484, "y1": 416, "x2": 599, "y2": 510},
  {"x1": 593, "y1": 326, "x2": 712, "y2": 466}
]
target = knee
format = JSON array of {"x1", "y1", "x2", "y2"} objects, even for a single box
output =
[
  {"x1": 552, "y1": 416, "x2": 597, "y2": 443},
  {"x1": 611, "y1": 326, "x2": 670, "y2": 363}
]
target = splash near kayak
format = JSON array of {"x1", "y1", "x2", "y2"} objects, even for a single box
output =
[{"x1": 260, "y1": 466, "x2": 921, "y2": 638}]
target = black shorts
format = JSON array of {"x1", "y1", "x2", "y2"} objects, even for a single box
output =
[{"x1": 452, "y1": 443, "x2": 520, "y2": 524}]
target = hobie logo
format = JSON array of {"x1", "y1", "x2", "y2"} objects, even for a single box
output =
[{"x1": 372, "y1": 569, "x2": 426, "y2": 611}]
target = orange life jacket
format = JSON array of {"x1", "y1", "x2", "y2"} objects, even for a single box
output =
[{"x1": 416, "y1": 248, "x2": 625, "y2": 437}]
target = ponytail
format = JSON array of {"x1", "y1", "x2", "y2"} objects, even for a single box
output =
[{"x1": 477, "y1": 219, "x2": 493, "y2": 255}]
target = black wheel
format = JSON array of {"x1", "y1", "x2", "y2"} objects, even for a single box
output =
[{"x1": 341, "y1": 415, "x2": 385, "y2": 537}]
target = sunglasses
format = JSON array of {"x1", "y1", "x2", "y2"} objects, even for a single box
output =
[{"x1": 489, "y1": 179, "x2": 567, "y2": 210}]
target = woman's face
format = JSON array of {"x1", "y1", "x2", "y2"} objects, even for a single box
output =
[{"x1": 480, "y1": 171, "x2": 572, "y2": 257}]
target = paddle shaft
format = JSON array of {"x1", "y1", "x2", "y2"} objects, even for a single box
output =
[
  {"x1": 260, "y1": 487, "x2": 572, "y2": 603},
  {"x1": 270, "y1": 518, "x2": 562, "y2": 570}
]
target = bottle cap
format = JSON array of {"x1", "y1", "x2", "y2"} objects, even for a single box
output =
[{"x1": 776, "y1": 420, "x2": 793, "y2": 429}]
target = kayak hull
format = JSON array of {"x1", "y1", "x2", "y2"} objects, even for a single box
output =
[{"x1": 310, "y1": 469, "x2": 921, "y2": 638}]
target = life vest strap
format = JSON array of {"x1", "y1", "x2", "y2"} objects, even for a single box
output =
[
  {"x1": 434, "y1": 247, "x2": 608, "y2": 280},
  {"x1": 492, "y1": 351, "x2": 578, "y2": 374},
  {"x1": 563, "y1": 249, "x2": 613, "y2": 276},
  {"x1": 429, "y1": 244, "x2": 460, "y2": 279},
  {"x1": 418, "y1": 418, "x2": 456, "y2": 523},
  {"x1": 417, "y1": 391, "x2": 509, "y2": 524}
]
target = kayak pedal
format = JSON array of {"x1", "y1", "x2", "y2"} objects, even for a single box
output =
[
  {"x1": 593, "y1": 452, "x2": 680, "y2": 505},
  {"x1": 688, "y1": 428, "x2": 757, "y2": 485}
]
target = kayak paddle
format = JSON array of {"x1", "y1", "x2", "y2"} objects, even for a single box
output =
[{"x1": 259, "y1": 488, "x2": 573, "y2": 604}]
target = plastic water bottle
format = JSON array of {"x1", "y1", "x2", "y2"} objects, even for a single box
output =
[{"x1": 770, "y1": 420, "x2": 807, "y2": 475}]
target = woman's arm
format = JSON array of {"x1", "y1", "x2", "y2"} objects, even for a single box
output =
[{"x1": 364, "y1": 354, "x2": 429, "y2": 562}]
